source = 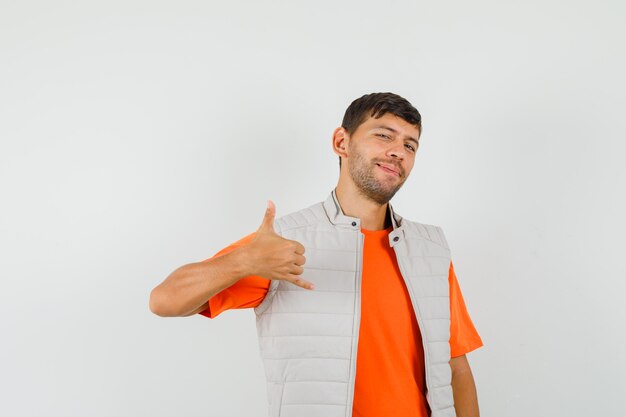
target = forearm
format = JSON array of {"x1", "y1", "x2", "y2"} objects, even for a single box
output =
[
  {"x1": 450, "y1": 355, "x2": 479, "y2": 417},
  {"x1": 149, "y1": 247, "x2": 252, "y2": 317}
]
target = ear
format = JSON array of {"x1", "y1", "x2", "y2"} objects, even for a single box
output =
[{"x1": 332, "y1": 127, "x2": 349, "y2": 160}]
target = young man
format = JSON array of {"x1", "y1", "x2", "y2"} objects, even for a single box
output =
[{"x1": 150, "y1": 92, "x2": 483, "y2": 417}]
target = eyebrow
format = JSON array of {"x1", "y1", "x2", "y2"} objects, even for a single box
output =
[{"x1": 372, "y1": 125, "x2": 419, "y2": 145}]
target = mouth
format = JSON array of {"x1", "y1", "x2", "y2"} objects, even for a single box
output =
[{"x1": 376, "y1": 163, "x2": 400, "y2": 177}]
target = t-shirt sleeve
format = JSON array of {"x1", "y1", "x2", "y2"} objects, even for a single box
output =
[
  {"x1": 198, "y1": 232, "x2": 272, "y2": 319},
  {"x1": 449, "y1": 260, "x2": 484, "y2": 357}
]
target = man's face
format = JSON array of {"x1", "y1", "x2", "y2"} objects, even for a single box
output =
[{"x1": 345, "y1": 113, "x2": 420, "y2": 205}]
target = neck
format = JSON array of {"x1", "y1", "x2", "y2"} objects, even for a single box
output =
[{"x1": 334, "y1": 180, "x2": 392, "y2": 231}]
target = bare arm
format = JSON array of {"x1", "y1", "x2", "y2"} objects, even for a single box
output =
[
  {"x1": 149, "y1": 247, "x2": 252, "y2": 317},
  {"x1": 148, "y1": 200, "x2": 314, "y2": 318},
  {"x1": 450, "y1": 354, "x2": 479, "y2": 417}
]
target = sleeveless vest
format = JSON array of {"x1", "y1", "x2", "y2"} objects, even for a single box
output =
[{"x1": 254, "y1": 189, "x2": 456, "y2": 417}]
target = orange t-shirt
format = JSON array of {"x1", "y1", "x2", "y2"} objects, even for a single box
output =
[{"x1": 199, "y1": 227, "x2": 483, "y2": 416}]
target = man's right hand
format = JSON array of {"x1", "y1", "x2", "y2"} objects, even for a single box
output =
[{"x1": 242, "y1": 200, "x2": 315, "y2": 290}]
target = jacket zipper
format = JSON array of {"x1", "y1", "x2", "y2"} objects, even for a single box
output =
[{"x1": 346, "y1": 230, "x2": 364, "y2": 417}]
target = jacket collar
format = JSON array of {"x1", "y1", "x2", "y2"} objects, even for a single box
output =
[{"x1": 322, "y1": 188, "x2": 402, "y2": 231}]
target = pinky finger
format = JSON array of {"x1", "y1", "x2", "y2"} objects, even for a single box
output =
[{"x1": 290, "y1": 276, "x2": 315, "y2": 290}]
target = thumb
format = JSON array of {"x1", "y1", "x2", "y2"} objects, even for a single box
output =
[{"x1": 258, "y1": 199, "x2": 276, "y2": 234}]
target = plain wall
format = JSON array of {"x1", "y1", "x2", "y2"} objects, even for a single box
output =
[{"x1": 1, "y1": 1, "x2": 625, "y2": 416}]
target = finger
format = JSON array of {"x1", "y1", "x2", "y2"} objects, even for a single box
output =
[
  {"x1": 293, "y1": 254, "x2": 306, "y2": 266},
  {"x1": 292, "y1": 241, "x2": 305, "y2": 255},
  {"x1": 288, "y1": 275, "x2": 315, "y2": 290},
  {"x1": 257, "y1": 200, "x2": 276, "y2": 234},
  {"x1": 289, "y1": 264, "x2": 304, "y2": 275}
]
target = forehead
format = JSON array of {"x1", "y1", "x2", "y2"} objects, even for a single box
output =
[{"x1": 359, "y1": 113, "x2": 420, "y2": 139}]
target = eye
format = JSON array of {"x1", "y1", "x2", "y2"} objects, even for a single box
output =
[
  {"x1": 376, "y1": 133, "x2": 391, "y2": 139},
  {"x1": 405, "y1": 143, "x2": 416, "y2": 152}
]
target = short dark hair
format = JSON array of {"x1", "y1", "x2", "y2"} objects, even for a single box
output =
[{"x1": 338, "y1": 92, "x2": 422, "y2": 168}]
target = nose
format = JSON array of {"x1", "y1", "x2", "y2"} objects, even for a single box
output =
[{"x1": 387, "y1": 143, "x2": 406, "y2": 159}]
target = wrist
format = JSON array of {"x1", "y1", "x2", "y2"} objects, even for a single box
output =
[{"x1": 230, "y1": 245, "x2": 255, "y2": 278}]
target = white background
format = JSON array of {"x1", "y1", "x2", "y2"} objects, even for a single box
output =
[{"x1": 1, "y1": 1, "x2": 625, "y2": 416}]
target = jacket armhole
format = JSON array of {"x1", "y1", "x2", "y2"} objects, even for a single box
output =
[{"x1": 436, "y1": 225, "x2": 450, "y2": 250}]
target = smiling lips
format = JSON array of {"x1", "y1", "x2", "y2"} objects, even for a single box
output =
[{"x1": 376, "y1": 163, "x2": 400, "y2": 177}]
